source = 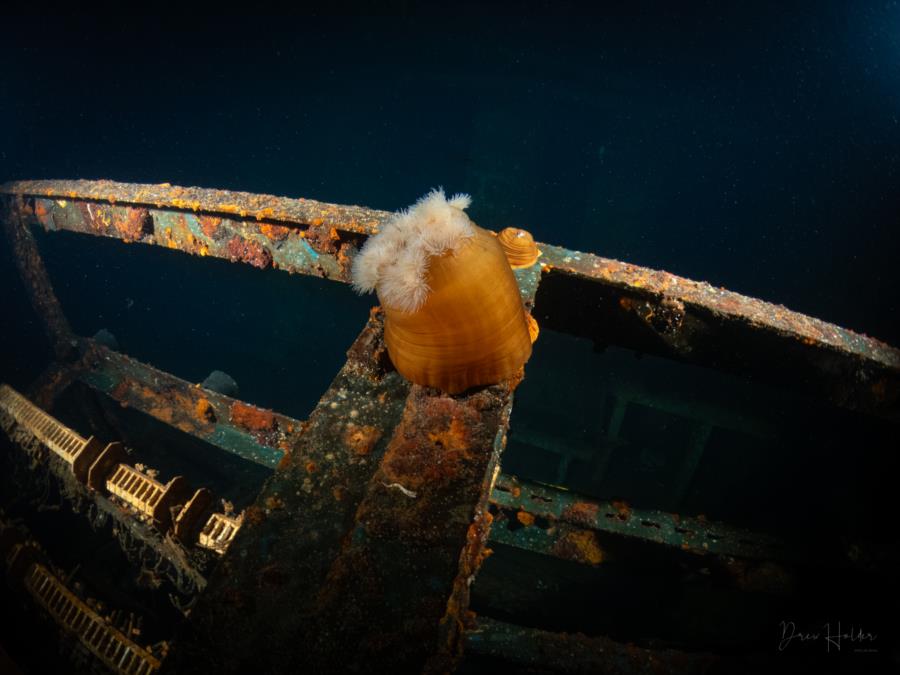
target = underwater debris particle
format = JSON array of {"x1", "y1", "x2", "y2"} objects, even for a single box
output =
[{"x1": 382, "y1": 482, "x2": 417, "y2": 498}]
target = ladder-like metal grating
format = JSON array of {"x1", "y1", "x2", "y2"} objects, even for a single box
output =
[
  {"x1": 198, "y1": 512, "x2": 243, "y2": 555},
  {"x1": 0, "y1": 384, "x2": 86, "y2": 464},
  {"x1": 106, "y1": 464, "x2": 165, "y2": 519},
  {"x1": 26, "y1": 563, "x2": 161, "y2": 675}
]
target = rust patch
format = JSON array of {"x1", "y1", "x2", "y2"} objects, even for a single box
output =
[
  {"x1": 343, "y1": 423, "x2": 382, "y2": 456},
  {"x1": 306, "y1": 224, "x2": 340, "y2": 255},
  {"x1": 259, "y1": 223, "x2": 292, "y2": 241},
  {"x1": 111, "y1": 379, "x2": 131, "y2": 402},
  {"x1": 199, "y1": 215, "x2": 222, "y2": 238},
  {"x1": 552, "y1": 529, "x2": 604, "y2": 566},
  {"x1": 243, "y1": 504, "x2": 266, "y2": 526},
  {"x1": 226, "y1": 236, "x2": 273, "y2": 268},
  {"x1": 611, "y1": 499, "x2": 631, "y2": 521},
  {"x1": 114, "y1": 206, "x2": 152, "y2": 241},
  {"x1": 264, "y1": 495, "x2": 285, "y2": 511},
  {"x1": 195, "y1": 397, "x2": 216, "y2": 423},
  {"x1": 230, "y1": 401, "x2": 277, "y2": 432},
  {"x1": 516, "y1": 510, "x2": 535, "y2": 527},
  {"x1": 562, "y1": 501, "x2": 600, "y2": 527},
  {"x1": 380, "y1": 395, "x2": 479, "y2": 492}
]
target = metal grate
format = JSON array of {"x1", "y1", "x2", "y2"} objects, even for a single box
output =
[
  {"x1": 26, "y1": 563, "x2": 161, "y2": 675},
  {"x1": 0, "y1": 383, "x2": 87, "y2": 464},
  {"x1": 105, "y1": 464, "x2": 166, "y2": 520},
  {"x1": 198, "y1": 512, "x2": 243, "y2": 555}
]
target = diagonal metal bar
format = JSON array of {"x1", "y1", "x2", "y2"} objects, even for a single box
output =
[
  {"x1": 62, "y1": 340, "x2": 297, "y2": 469},
  {"x1": 169, "y1": 309, "x2": 519, "y2": 674},
  {"x1": 0, "y1": 193, "x2": 76, "y2": 360}
]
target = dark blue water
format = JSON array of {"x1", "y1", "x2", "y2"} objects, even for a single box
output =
[{"x1": 2, "y1": 5, "x2": 899, "y2": 353}]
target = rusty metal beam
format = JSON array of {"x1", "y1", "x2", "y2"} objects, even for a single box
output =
[
  {"x1": 2, "y1": 179, "x2": 896, "y2": 420},
  {"x1": 42, "y1": 340, "x2": 296, "y2": 469},
  {"x1": 536, "y1": 245, "x2": 900, "y2": 420},
  {"x1": 464, "y1": 617, "x2": 718, "y2": 675},
  {"x1": 0, "y1": 179, "x2": 390, "y2": 282},
  {"x1": 169, "y1": 309, "x2": 517, "y2": 674},
  {"x1": 489, "y1": 475, "x2": 806, "y2": 566},
  {"x1": 0, "y1": 178, "x2": 390, "y2": 233},
  {"x1": 0, "y1": 194, "x2": 76, "y2": 360}
]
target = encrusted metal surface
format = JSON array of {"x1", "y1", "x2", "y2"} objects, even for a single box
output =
[
  {"x1": 0, "y1": 179, "x2": 390, "y2": 233},
  {"x1": 2, "y1": 178, "x2": 897, "y2": 419},
  {"x1": 536, "y1": 245, "x2": 900, "y2": 420},
  {"x1": 0, "y1": 194, "x2": 75, "y2": 359},
  {"x1": 490, "y1": 475, "x2": 804, "y2": 565},
  {"x1": 170, "y1": 310, "x2": 517, "y2": 674},
  {"x1": 70, "y1": 340, "x2": 293, "y2": 468}
]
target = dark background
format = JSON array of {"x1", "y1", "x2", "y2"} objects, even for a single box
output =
[{"x1": 2, "y1": 3, "x2": 900, "y2": 394}]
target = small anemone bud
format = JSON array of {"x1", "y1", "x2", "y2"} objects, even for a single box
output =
[
  {"x1": 497, "y1": 227, "x2": 541, "y2": 268},
  {"x1": 352, "y1": 189, "x2": 535, "y2": 393}
]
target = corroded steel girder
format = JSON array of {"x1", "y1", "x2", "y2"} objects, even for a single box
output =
[
  {"x1": 0, "y1": 179, "x2": 390, "y2": 282},
  {"x1": 170, "y1": 310, "x2": 515, "y2": 674},
  {"x1": 43, "y1": 340, "x2": 296, "y2": 469},
  {"x1": 2, "y1": 178, "x2": 897, "y2": 419},
  {"x1": 536, "y1": 244, "x2": 900, "y2": 420},
  {"x1": 0, "y1": 179, "x2": 390, "y2": 233},
  {"x1": 489, "y1": 474, "x2": 805, "y2": 566},
  {"x1": 0, "y1": 193, "x2": 75, "y2": 359}
]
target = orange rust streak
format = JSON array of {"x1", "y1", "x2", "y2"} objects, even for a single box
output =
[
  {"x1": 516, "y1": 510, "x2": 535, "y2": 526},
  {"x1": 230, "y1": 401, "x2": 276, "y2": 432}
]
